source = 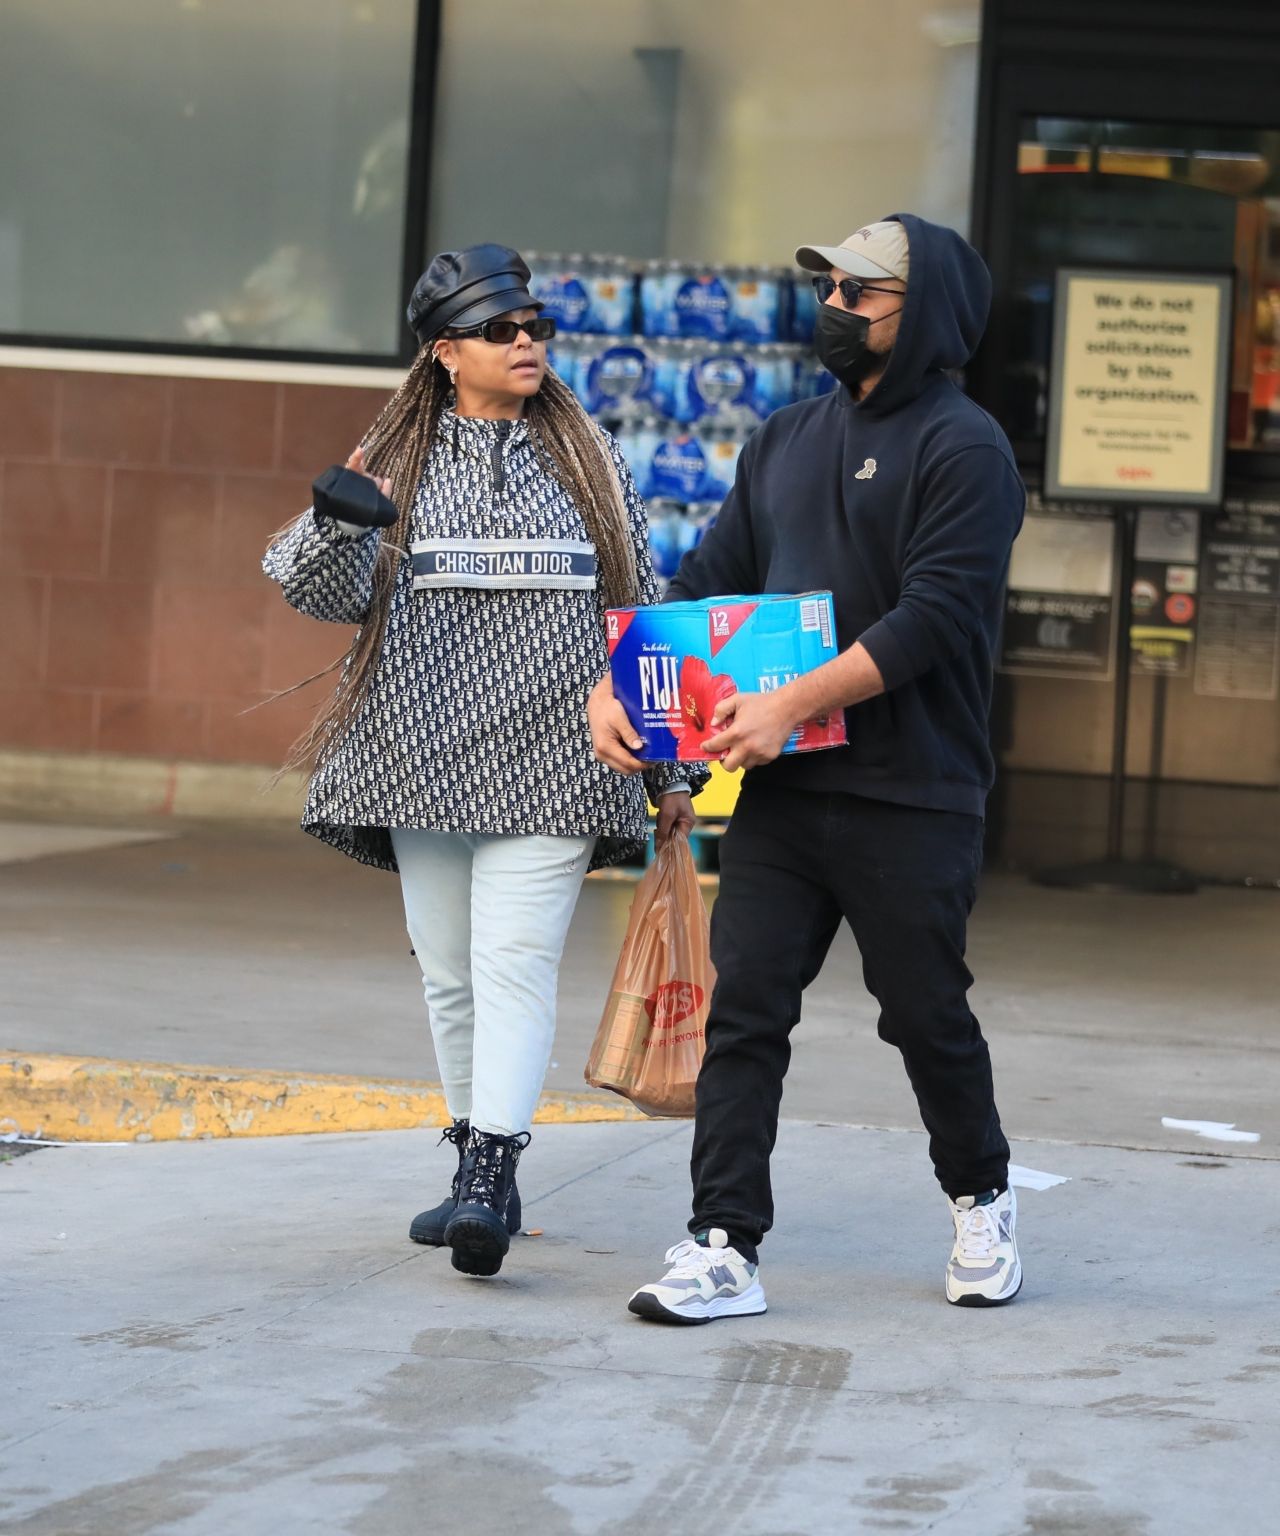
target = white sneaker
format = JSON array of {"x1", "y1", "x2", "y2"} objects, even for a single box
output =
[
  {"x1": 946, "y1": 1187, "x2": 1021, "y2": 1306},
  {"x1": 628, "y1": 1228, "x2": 767, "y2": 1325}
]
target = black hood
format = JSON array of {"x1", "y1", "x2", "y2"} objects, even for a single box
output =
[{"x1": 852, "y1": 213, "x2": 991, "y2": 417}]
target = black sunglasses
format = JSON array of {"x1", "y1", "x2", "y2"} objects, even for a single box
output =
[
  {"x1": 447, "y1": 316, "x2": 557, "y2": 344},
  {"x1": 812, "y1": 275, "x2": 902, "y2": 307}
]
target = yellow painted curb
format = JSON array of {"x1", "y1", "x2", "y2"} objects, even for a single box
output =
[{"x1": 0, "y1": 1053, "x2": 644, "y2": 1143}]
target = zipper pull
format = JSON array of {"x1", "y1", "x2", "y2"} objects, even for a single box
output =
[{"x1": 491, "y1": 419, "x2": 513, "y2": 497}]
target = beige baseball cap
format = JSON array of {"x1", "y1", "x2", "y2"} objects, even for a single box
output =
[{"x1": 795, "y1": 220, "x2": 910, "y2": 282}]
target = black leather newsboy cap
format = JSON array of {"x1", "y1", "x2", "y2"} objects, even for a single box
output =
[{"x1": 406, "y1": 243, "x2": 543, "y2": 345}]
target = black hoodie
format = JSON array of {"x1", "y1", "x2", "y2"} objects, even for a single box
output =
[{"x1": 668, "y1": 213, "x2": 1025, "y2": 817}]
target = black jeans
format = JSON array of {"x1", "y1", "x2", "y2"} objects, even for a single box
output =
[{"x1": 689, "y1": 783, "x2": 1010, "y2": 1257}]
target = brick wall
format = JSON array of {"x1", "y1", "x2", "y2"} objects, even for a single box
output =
[{"x1": 0, "y1": 365, "x2": 393, "y2": 767}]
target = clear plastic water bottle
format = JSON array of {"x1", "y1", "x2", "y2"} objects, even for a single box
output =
[
  {"x1": 583, "y1": 338, "x2": 654, "y2": 418},
  {"x1": 547, "y1": 332, "x2": 582, "y2": 399},
  {"x1": 572, "y1": 334, "x2": 604, "y2": 407},
  {"x1": 790, "y1": 272, "x2": 819, "y2": 344},
  {"x1": 649, "y1": 338, "x2": 679, "y2": 419},
  {"x1": 773, "y1": 267, "x2": 796, "y2": 342},
  {"x1": 750, "y1": 343, "x2": 802, "y2": 419},
  {"x1": 730, "y1": 265, "x2": 784, "y2": 343},
  {"x1": 673, "y1": 346, "x2": 699, "y2": 422},
  {"x1": 640, "y1": 259, "x2": 680, "y2": 338},
  {"x1": 801, "y1": 354, "x2": 837, "y2": 398},
  {"x1": 649, "y1": 427, "x2": 709, "y2": 502},
  {"x1": 587, "y1": 255, "x2": 638, "y2": 335},
  {"x1": 613, "y1": 414, "x2": 664, "y2": 498},
  {"x1": 673, "y1": 265, "x2": 734, "y2": 341},
  {"x1": 533, "y1": 253, "x2": 593, "y2": 333},
  {"x1": 685, "y1": 499, "x2": 720, "y2": 547},
  {"x1": 697, "y1": 422, "x2": 748, "y2": 500},
  {"x1": 646, "y1": 497, "x2": 687, "y2": 580},
  {"x1": 674, "y1": 502, "x2": 703, "y2": 561},
  {"x1": 687, "y1": 347, "x2": 756, "y2": 424}
]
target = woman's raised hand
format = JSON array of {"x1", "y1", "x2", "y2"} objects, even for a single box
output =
[
  {"x1": 346, "y1": 445, "x2": 393, "y2": 500},
  {"x1": 311, "y1": 452, "x2": 399, "y2": 530}
]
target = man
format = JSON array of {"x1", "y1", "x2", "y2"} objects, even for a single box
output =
[{"x1": 589, "y1": 215, "x2": 1026, "y2": 1322}]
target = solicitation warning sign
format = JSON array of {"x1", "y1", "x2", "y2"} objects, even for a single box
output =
[{"x1": 1046, "y1": 269, "x2": 1232, "y2": 506}]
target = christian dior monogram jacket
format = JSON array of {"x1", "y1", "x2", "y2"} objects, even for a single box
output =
[{"x1": 263, "y1": 409, "x2": 701, "y2": 873}]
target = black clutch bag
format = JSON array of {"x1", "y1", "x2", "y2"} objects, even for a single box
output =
[{"x1": 311, "y1": 464, "x2": 398, "y2": 529}]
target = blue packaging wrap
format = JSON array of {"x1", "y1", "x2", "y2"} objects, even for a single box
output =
[{"x1": 606, "y1": 592, "x2": 846, "y2": 763}]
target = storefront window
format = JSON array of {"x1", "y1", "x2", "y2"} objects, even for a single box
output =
[
  {"x1": 428, "y1": 1, "x2": 981, "y2": 260},
  {"x1": 426, "y1": 1, "x2": 982, "y2": 570},
  {"x1": 0, "y1": 2, "x2": 984, "y2": 361},
  {"x1": 0, "y1": 0, "x2": 419, "y2": 356},
  {"x1": 1005, "y1": 116, "x2": 1280, "y2": 453}
]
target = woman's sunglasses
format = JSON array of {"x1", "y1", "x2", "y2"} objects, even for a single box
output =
[
  {"x1": 447, "y1": 316, "x2": 557, "y2": 344},
  {"x1": 812, "y1": 275, "x2": 902, "y2": 307}
]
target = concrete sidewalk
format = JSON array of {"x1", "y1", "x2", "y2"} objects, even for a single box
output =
[
  {"x1": 4, "y1": 1120, "x2": 1277, "y2": 1534},
  {"x1": 4, "y1": 819, "x2": 1280, "y2": 1153}
]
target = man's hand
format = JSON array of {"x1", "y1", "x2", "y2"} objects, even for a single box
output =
[
  {"x1": 654, "y1": 790, "x2": 695, "y2": 849},
  {"x1": 588, "y1": 674, "x2": 645, "y2": 776},
  {"x1": 700, "y1": 690, "x2": 797, "y2": 772}
]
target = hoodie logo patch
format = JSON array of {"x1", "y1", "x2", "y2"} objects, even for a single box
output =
[{"x1": 854, "y1": 458, "x2": 877, "y2": 481}]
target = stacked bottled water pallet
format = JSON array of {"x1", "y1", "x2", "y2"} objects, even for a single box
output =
[{"x1": 527, "y1": 253, "x2": 833, "y2": 581}]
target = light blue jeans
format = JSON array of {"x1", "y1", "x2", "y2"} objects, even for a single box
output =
[{"x1": 390, "y1": 829, "x2": 596, "y2": 1137}]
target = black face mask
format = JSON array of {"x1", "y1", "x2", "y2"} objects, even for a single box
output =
[{"x1": 814, "y1": 302, "x2": 901, "y2": 392}]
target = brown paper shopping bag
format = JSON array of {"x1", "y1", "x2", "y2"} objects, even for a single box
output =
[{"x1": 585, "y1": 832, "x2": 714, "y2": 1118}]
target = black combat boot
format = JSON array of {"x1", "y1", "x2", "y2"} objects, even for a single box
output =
[
  {"x1": 408, "y1": 1121, "x2": 524, "y2": 1247},
  {"x1": 408, "y1": 1119, "x2": 469, "y2": 1246},
  {"x1": 443, "y1": 1128, "x2": 531, "y2": 1275}
]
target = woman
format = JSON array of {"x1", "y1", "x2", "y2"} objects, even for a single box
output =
[{"x1": 264, "y1": 244, "x2": 699, "y2": 1278}]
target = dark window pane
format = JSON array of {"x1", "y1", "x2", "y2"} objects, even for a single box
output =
[
  {"x1": 1007, "y1": 117, "x2": 1280, "y2": 451},
  {"x1": 0, "y1": 0, "x2": 417, "y2": 354}
]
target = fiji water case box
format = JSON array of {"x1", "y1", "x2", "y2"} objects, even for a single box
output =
[{"x1": 606, "y1": 592, "x2": 847, "y2": 763}]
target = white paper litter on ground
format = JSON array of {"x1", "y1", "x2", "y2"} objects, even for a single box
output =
[
  {"x1": 1, "y1": 1134, "x2": 128, "y2": 1148},
  {"x1": 1161, "y1": 1118, "x2": 1260, "y2": 1144},
  {"x1": 1008, "y1": 1164, "x2": 1070, "y2": 1191}
]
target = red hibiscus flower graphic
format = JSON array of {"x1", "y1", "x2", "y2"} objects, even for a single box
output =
[{"x1": 673, "y1": 655, "x2": 737, "y2": 760}]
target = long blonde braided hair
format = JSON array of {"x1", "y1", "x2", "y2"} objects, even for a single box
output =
[{"x1": 275, "y1": 352, "x2": 640, "y2": 775}]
